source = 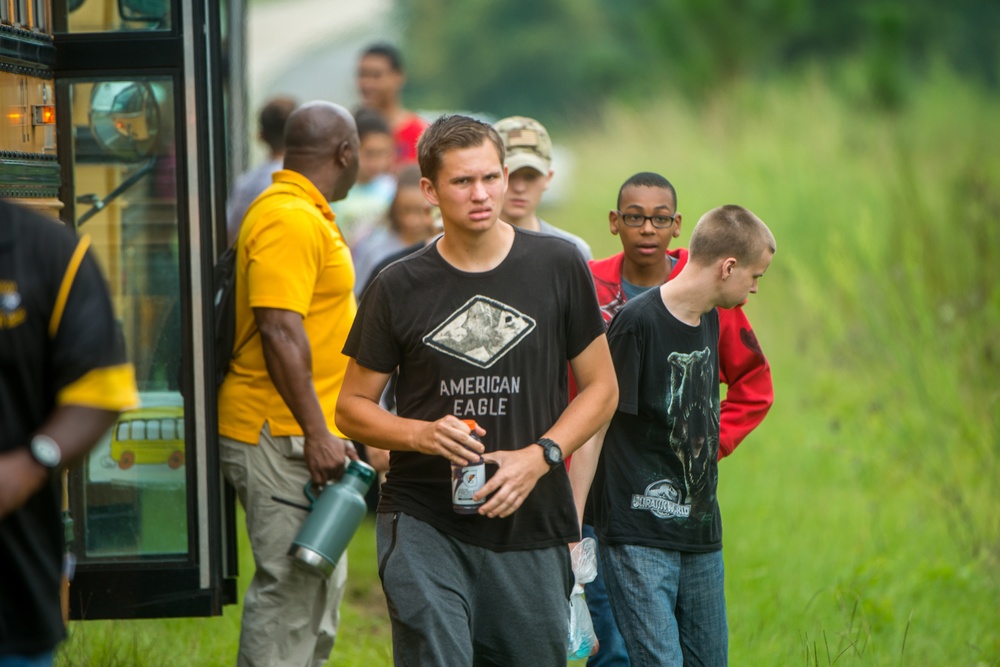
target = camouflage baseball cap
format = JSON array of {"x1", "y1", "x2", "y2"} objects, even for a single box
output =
[{"x1": 494, "y1": 116, "x2": 552, "y2": 174}]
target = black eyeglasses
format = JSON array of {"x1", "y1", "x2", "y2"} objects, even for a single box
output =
[{"x1": 615, "y1": 211, "x2": 677, "y2": 228}]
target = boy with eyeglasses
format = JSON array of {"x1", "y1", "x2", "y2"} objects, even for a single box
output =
[{"x1": 568, "y1": 173, "x2": 774, "y2": 666}]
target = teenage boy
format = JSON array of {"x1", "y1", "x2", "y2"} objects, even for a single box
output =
[
  {"x1": 336, "y1": 114, "x2": 618, "y2": 666},
  {"x1": 494, "y1": 115, "x2": 592, "y2": 259},
  {"x1": 569, "y1": 173, "x2": 774, "y2": 667},
  {"x1": 356, "y1": 43, "x2": 427, "y2": 169},
  {"x1": 593, "y1": 206, "x2": 776, "y2": 666}
]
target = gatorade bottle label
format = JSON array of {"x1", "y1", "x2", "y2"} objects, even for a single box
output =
[{"x1": 453, "y1": 464, "x2": 485, "y2": 505}]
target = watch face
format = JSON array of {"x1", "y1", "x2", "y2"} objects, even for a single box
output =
[
  {"x1": 544, "y1": 443, "x2": 562, "y2": 465},
  {"x1": 31, "y1": 436, "x2": 62, "y2": 468}
]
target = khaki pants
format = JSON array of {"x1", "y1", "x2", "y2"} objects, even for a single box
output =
[{"x1": 220, "y1": 424, "x2": 348, "y2": 667}]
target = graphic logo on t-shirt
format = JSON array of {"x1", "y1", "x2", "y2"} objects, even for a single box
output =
[
  {"x1": 666, "y1": 347, "x2": 719, "y2": 503},
  {"x1": 631, "y1": 479, "x2": 691, "y2": 519},
  {"x1": 423, "y1": 295, "x2": 536, "y2": 369},
  {"x1": 0, "y1": 280, "x2": 25, "y2": 329}
]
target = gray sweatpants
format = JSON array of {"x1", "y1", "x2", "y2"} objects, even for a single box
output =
[
  {"x1": 376, "y1": 511, "x2": 573, "y2": 667},
  {"x1": 220, "y1": 424, "x2": 348, "y2": 667}
]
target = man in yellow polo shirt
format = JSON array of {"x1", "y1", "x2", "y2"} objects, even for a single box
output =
[{"x1": 218, "y1": 101, "x2": 360, "y2": 667}]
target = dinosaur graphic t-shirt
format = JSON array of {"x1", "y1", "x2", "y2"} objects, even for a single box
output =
[
  {"x1": 592, "y1": 287, "x2": 723, "y2": 552},
  {"x1": 343, "y1": 228, "x2": 605, "y2": 551}
]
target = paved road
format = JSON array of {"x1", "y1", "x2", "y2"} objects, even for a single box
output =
[
  {"x1": 244, "y1": 0, "x2": 396, "y2": 160},
  {"x1": 248, "y1": 0, "x2": 394, "y2": 106}
]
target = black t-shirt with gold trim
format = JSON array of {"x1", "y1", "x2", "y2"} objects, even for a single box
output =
[{"x1": 0, "y1": 201, "x2": 134, "y2": 655}]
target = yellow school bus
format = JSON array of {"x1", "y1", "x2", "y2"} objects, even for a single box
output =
[
  {"x1": 0, "y1": 0, "x2": 59, "y2": 217},
  {"x1": 3, "y1": 0, "x2": 248, "y2": 619},
  {"x1": 110, "y1": 405, "x2": 185, "y2": 469}
]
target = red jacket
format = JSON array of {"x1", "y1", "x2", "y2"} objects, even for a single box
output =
[{"x1": 589, "y1": 249, "x2": 773, "y2": 459}]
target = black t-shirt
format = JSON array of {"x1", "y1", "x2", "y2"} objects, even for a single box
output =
[
  {"x1": 343, "y1": 227, "x2": 605, "y2": 551},
  {"x1": 592, "y1": 287, "x2": 723, "y2": 552},
  {"x1": 0, "y1": 202, "x2": 130, "y2": 654}
]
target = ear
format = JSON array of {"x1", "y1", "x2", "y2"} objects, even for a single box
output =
[
  {"x1": 721, "y1": 257, "x2": 738, "y2": 279},
  {"x1": 609, "y1": 209, "x2": 621, "y2": 236},
  {"x1": 542, "y1": 169, "x2": 554, "y2": 192},
  {"x1": 420, "y1": 176, "x2": 440, "y2": 207},
  {"x1": 672, "y1": 213, "x2": 682, "y2": 238},
  {"x1": 336, "y1": 140, "x2": 354, "y2": 169}
]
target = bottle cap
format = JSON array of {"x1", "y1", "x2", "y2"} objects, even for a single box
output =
[
  {"x1": 461, "y1": 419, "x2": 479, "y2": 431},
  {"x1": 345, "y1": 459, "x2": 377, "y2": 486}
]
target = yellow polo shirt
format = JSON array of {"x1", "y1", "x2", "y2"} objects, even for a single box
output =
[{"x1": 218, "y1": 170, "x2": 357, "y2": 444}]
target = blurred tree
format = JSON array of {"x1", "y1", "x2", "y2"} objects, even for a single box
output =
[
  {"x1": 400, "y1": 0, "x2": 1000, "y2": 120},
  {"x1": 402, "y1": 0, "x2": 632, "y2": 125}
]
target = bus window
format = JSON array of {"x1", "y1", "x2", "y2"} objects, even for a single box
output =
[
  {"x1": 161, "y1": 417, "x2": 175, "y2": 440},
  {"x1": 70, "y1": 78, "x2": 180, "y2": 394},
  {"x1": 69, "y1": 77, "x2": 188, "y2": 560},
  {"x1": 65, "y1": 0, "x2": 171, "y2": 32}
]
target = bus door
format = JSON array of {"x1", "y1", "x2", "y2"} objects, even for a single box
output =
[{"x1": 52, "y1": 0, "x2": 239, "y2": 619}]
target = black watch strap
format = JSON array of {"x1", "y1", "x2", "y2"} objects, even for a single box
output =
[{"x1": 536, "y1": 437, "x2": 563, "y2": 470}]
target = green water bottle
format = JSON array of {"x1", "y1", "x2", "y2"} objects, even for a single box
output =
[{"x1": 288, "y1": 459, "x2": 376, "y2": 577}]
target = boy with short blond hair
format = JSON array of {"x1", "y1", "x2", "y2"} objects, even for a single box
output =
[
  {"x1": 592, "y1": 205, "x2": 776, "y2": 667},
  {"x1": 571, "y1": 174, "x2": 773, "y2": 667}
]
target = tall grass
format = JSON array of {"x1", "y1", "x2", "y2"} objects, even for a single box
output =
[
  {"x1": 57, "y1": 65, "x2": 998, "y2": 665},
  {"x1": 549, "y1": 61, "x2": 999, "y2": 665}
]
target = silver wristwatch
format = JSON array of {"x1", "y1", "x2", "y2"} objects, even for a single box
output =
[{"x1": 30, "y1": 434, "x2": 63, "y2": 470}]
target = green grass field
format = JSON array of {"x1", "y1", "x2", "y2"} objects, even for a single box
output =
[{"x1": 57, "y1": 65, "x2": 999, "y2": 666}]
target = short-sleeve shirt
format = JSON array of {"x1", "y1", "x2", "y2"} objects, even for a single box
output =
[
  {"x1": 592, "y1": 287, "x2": 723, "y2": 552},
  {"x1": 0, "y1": 201, "x2": 138, "y2": 655},
  {"x1": 343, "y1": 227, "x2": 605, "y2": 551},
  {"x1": 538, "y1": 218, "x2": 592, "y2": 260},
  {"x1": 218, "y1": 170, "x2": 357, "y2": 443}
]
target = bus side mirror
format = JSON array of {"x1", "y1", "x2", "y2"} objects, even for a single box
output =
[
  {"x1": 118, "y1": 0, "x2": 169, "y2": 24},
  {"x1": 88, "y1": 81, "x2": 167, "y2": 162}
]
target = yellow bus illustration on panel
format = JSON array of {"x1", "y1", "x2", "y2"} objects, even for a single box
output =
[{"x1": 110, "y1": 406, "x2": 185, "y2": 470}]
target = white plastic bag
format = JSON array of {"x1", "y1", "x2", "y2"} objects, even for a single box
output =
[{"x1": 567, "y1": 537, "x2": 599, "y2": 659}]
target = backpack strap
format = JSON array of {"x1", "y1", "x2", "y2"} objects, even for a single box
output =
[
  {"x1": 220, "y1": 187, "x2": 289, "y2": 364},
  {"x1": 49, "y1": 234, "x2": 92, "y2": 339}
]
